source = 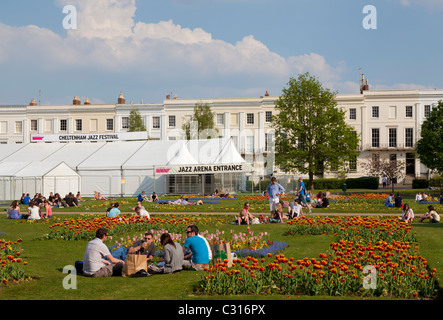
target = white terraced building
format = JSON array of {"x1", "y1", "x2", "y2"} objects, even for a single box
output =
[{"x1": 1, "y1": 83, "x2": 442, "y2": 186}]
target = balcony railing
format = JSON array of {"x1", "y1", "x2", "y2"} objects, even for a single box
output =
[{"x1": 362, "y1": 143, "x2": 414, "y2": 151}]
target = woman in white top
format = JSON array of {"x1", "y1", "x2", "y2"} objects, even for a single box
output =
[
  {"x1": 399, "y1": 203, "x2": 414, "y2": 223},
  {"x1": 27, "y1": 200, "x2": 41, "y2": 220}
]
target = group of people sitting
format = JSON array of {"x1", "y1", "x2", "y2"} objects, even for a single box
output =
[
  {"x1": 137, "y1": 191, "x2": 158, "y2": 203},
  {"x1": 92, "y1": 191, "x2": 111, "y2": 201},
  {"x1": 81, "y1": 224, "x2": 212, "y2": 277},
  {"x1": 8, "y1": 191, "x2": 85, "y2": 220},
  {"x1": 212, "y1": 189, "x2": 230, "y2": 198}
]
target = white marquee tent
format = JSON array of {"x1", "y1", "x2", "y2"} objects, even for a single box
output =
[
  {"x1": 0, "y1": 161, "x2": 80, "y2": 201},
  {"x1": 0, "y1": 138, "x2": 248, "y2": 200}
]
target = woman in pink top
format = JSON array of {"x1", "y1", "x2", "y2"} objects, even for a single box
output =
[{"x1": 44, "y1": 200, "x2": 53, "y2": 218}]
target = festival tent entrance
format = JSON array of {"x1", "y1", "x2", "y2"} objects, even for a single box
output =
[
  {"x1": 0, "y1": 161, "x2": 80, "y2": 201},
  {"x1": 0, "y1": 137, "x2": 249, "y2": 199}
]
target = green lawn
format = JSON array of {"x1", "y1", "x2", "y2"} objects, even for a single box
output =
[{"x1": 0, "y1": 211, "x2": 441, "y2": 300}]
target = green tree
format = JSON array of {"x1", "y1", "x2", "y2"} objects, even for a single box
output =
[
  {"x1": 416, "y1": 100, "x2": 443, "y2": 175},
  {"x1": 128, "y1": 108, "x2": 146, "y2": 132},
  {"x1": 182, "y1": 103, "x2": 218, "y2": 140},
  {"x1": 272, "y1": 72, "x2": 360, "y2": 189}
]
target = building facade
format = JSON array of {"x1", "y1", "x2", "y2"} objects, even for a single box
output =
[{"x1": 1, "y1": 86, "x2": 442, "y2": 184}]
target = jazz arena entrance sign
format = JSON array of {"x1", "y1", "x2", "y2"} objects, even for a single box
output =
[
  {"x1": 31, "y1": 132, "x2": 148, "y2": 142},
  {"x1": 155, "y1": 163, "x2": 252, "y2": 175}
]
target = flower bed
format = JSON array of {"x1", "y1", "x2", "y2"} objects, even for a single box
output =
[
  {"x1": 108, "y1": 228, "x2": 286, "y2": 259},
  {"x1": 198, "y1": 216, "x2": 438, "y2": 299},
  {"x1": 37, "y1": 214, "x2": 233, "y2": 241},
  {"x1": 1, "y1": 238, "x2": 29, "y2": 287}
]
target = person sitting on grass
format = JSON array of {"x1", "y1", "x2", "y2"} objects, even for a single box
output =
[
  {"x1": 289, "y1": 198, "x2": 304, "y2": 219},
  {"x1": 182, "y1": 224, "x2": 211, "y2": 271},
  {"x1": 107, "y1": 202, "x2": 120, "y2": 218},
  {"x1": 149, "y1": 233, "x2": 183, "y2": 274},
  {"x1": 138, "y1": 191, "x2": 149, "y2": 202},
  {"x1": 398, "y1": 203, "x2": 414, "y2": 223},
  {"x1": 82, "y1": 228, "x2": 124, "y2": 277},
  {"x1": 384, "y1": 193, "x2": 394, "y2": 207},
  {"x1": 418, "y1": 205, "x2": 440, "y2": 223},
  {"x1": 128, "y1": 232, "x2": 156, "y2": 264},
  {"x1": 237, "y1": 202, "x2": 255, "y2": 225},
  {"x1": 269, "y1": 203, "x2": 284, "y2": 223}
]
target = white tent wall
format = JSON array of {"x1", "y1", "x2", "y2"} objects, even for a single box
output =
[
  {"x1": 121, "y1": 169, "x2": 166, "y2": 196},
  {"x1": 79, "y1": 171, "x2": 122, "y2": 197},
  {"x1": 0, "y1": 138, "x2": 247, "y2": 200},
  {"x1": 0, "y1": 177, "x2": 14, "y2": 201}
]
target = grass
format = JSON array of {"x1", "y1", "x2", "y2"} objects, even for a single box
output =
[{"x1": 1, "y1": 210, "x2": 442, "y2": 300}]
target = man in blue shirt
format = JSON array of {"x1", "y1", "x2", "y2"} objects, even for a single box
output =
[
  {"x1": 266, "y1": 177, "x2": 285, "y2": 215},
  {"x1": 297, "y1": 177, "x2": 312, "y2": 214},
  {"x1": 182, "y1": 224, "x2": 210, "y2": 271},
  {"x1": 23, "y1": 193, "x2": 31, "y2": 205},
  {"x1": 107, "y1": 202, "x2": 121, "y2": 218},
  {"x1": 384, "y1": 194, "x2": 394, "y2": 207}
]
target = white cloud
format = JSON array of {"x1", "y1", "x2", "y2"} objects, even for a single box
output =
[
  {"x1": 1, "y1": 0, "x2": 357, "y2": 101},
  {"x1": 396, "y1": 0, "x2": 443, "y2": 10}
]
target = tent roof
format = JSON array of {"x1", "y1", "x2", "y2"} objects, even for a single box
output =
[
  {"x1": 14, "y1": 161, "x2": 77, "y2": 177},
  {"x1": 1, "y1": 143, "x2": 66, "y2": 162},
  {"x1": 0, "y1": 144, "x2": 27, "y2": 162},
  {"x1": 77, "y1": 140, "x2": 146, "y2": 170},
  {"x1": 214, "y1": 139, "x2": 246, "y2": 164},
  {"x1": 42, "y1": 142, "x2": 108, "y2": 168},
  {"x1": 0, "y1": 161, "x2": 31, "y2": 176}
]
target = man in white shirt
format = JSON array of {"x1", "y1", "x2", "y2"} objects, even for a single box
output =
[
  {"x1": 290, "y1": 199, "x2": 304, "y2": 219},
  {"x1": 83, "y1": 228, "x2": 124, "y2": 277}
]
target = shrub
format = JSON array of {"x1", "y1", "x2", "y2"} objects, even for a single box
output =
[
  {"x1": 412, "y1": 179, "x2": 429, "y2": 189},
  {"x1": 345, "y1": 177, "x2": 379, "y2": 189}
]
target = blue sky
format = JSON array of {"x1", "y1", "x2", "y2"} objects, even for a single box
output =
[{"x1": 0, "y1": 0, "x2": 442, "y2": 105}]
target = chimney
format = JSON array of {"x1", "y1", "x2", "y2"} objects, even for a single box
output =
[
  {"x1": 29, "y1": 98, "x2": 37, "y2": 106},
  {"x1": 118, "y1": 92, "x2": 125, "y2": 104},
  {"x1": 73, "y1": 96, "x2": 81, "y2": 105},
  {"x1": 360, "y1": 74, "x2": 369, "y2": 94},
  {"x1": 364, "y1": 78, "x2": 370, "y2": 91},
  {"x1": 265, "y1": 90, "x2": 269, "y2": 97},
  {"x1": 84, "y1": 98, "x2": 91, "y2": 105},
  {"x1": 166, "y1": 94, "x2": 171, "y2": 100}
]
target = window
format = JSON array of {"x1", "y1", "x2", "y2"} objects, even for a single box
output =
[
  {"x1": 152, "y1": 116, "x2": 160, "y2": 129},
  {"x1": 75, "y1": 119, "x2": 82, "y2": 131},
  {"x1": 424, "y1": 105, "x2": 431, "y2": 118},
  {"x1": 0, "y1": 121, "x2": 6, "y2": 134},
  {"x1": 371, "y1": 128, "x2": 380, "y2": 148},
  {"x1": 265, "y1": 133, "x2": 274, "y2": 152},
  {"x1": 30, "y1": 120, "x2": 38, "y2": 131},
  {"x1": 388, "y1": 128, "x2": 397, "y2": 148},
  {"x1": 106, "y1": 119, "x2": 114, "y2": 131},
  {"x1": 246, "y1": 113, "x2": 254, "y2": 125},
  {"x1": 15, "y1": 121, "x2": 22, "y2": 134},
  {"x1": 216, "y1": 114, "x2": 224, "y2": 125},
  {"x1": 122, "y1": 117, "x2": 129, "y2": 129},
  {"x1": 90, "y1": 119, "x2": 98, "y2": 132},
  {"x1": 405, "y1": 106, "x2": 413, "y2": 118},
  {"x1": 265, "y1": 111, "x2": 272, "y2": 123},
  {"x1": 349, "y1": 108, "x2": 356, "y2": 120},
  {"x1": 245, "y1": 136, "x2": 254, "y2": 153},
  {"x1": 168, "y1": 115, "x2": 176, "y2": 128},
  {"x1": 349, "y1": 157, "x2": 357, "y2": 171},
  {"x1": 372, "y1": 106, "x2": 379, "y2": 118},
  {"x1": 405, "y1": 128, "x2": 414, "y2": 147},
  {"x1": 60, "y1": 119, "x2": 67, "y2": 131}
]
